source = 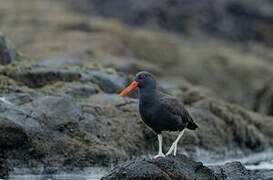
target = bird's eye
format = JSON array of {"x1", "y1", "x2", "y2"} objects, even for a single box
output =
[{"x1": 139, "y1": 75, "x2": 145, "y2": 79}]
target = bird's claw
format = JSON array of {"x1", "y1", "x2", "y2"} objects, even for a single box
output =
[{"x1": 153, "y1": 153, "x2": 165, "y2": 159}]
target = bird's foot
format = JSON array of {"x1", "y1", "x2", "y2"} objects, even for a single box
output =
[
  {"x1": 153, "y1": 152, "x2": 165, "y2": 159},
  {"x1": 173, "y1": 143, "x2": 177, "y2": 156},
  {"x1": 166, "y1": 142, "x2": 177, "y2": 156}
]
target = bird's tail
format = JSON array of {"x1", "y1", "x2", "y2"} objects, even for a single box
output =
[{"x1": 187, "y1": 121, "x2": 198, "y2": 130}]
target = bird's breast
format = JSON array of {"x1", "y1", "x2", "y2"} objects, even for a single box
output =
[{"x1": 139, "y1": 98, "x2": 160, "y2": 125}]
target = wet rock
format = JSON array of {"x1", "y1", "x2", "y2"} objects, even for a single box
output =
[
  {"x1": 102, "y1": 154, "x2": 261, "y2": 180},
  {"x1": 254, "y1": 169, "x2": 273, "y2": 180},
  {"x1": 0, "y1": 116, "x2": 28, "y2": 148},
  {"x1": 0, "y1": 33, "x2": 18, "y2": 65},
  {"x1": 0, "y1": 155, "x2": 9, "y2": 179},
  {"x1": 22, "y1": 96, "x2": 82, "y2": 129},
  {"x1": 211, "y1": 161, "x2": 261, "y2": 180},
  {"x1": 0, "y1": 100, "x2": 42, "y2": 133},
  {"x1": 1, "y1": 91, "x2": 38, "y2": 105}
]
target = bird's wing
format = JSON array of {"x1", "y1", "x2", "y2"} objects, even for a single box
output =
[{"x1": 158, "y1": 92, "x2": 193, "y2": 122}]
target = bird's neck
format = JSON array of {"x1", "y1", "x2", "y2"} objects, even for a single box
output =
[{"x1": 139, "y1": 88, "x2": 158, "y2": 103}]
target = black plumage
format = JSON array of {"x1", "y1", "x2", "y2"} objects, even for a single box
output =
[
  {"x1": 119, "y1": 71, "x2": 198, "y2": 158},
  {"x1": 140, "y1": 91, "x2": 197, "y2": 134}
]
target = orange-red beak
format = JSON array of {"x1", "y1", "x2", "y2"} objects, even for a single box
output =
[{"x1": 119, "y1": 80, "x2": 139, "y2": 96}]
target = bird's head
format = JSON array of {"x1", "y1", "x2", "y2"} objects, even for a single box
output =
[{"x1": 119, "y1": 71, "x2": 156, "y2": 96}]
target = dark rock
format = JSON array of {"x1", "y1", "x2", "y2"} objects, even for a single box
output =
[
  {"x1": 0, "y1": 33, "x2": 18, "y2": 65},
  {"x1": 68, "y1": 0, "x2": 273, "y2": 45},
  {"x1": 0, "y1": 154, "x2": 9, "y2": 179},
  {"x1": 0, "y1": 99, "x2": 42, "y2": 133},
  {"x1": 102, "y1": 154, "x2": 261, "y2": 180},
  {"x1": 60, "y1": 0, "x2": 273, "y2": 116},
  {"x1": 0, "y1": 63, "x2": 273, "y2": 173},
  {"x1": 64, "y1": 83, "x2": 99, "y2": 97},
  {"x1": 1, "y1": 91, "x2": 38, "y2": 105},
  {"x1": 0, "y1": 93, "x2": 141, "y2": 168},
  {"x1": 190, "y1": 98, "x2": 271, "y2": 153},
  {"x1": 81, "y1": 70, "x2": 127, "y2": 93},
  {"x1": 7, "y1": 66, "x2": 127, "y2": 94},
  {"x1": 211, "y1": 161, "x2": 261, "y2": 180},
  {"x1": 22, "y1": 96, "x2": 82, "y2": 129},
  {"x1": 253, "y1": 169, "x2": 273, "y2": 180},
  {"x1": 0, "y1": 116, "x2": 28, "y2": 149},
  {"x1": 1, "y1": 80, "x2": 273, "y2": 169},
  {"x1": 9, "y1": 67, "x2": 82, "y2": 88}
]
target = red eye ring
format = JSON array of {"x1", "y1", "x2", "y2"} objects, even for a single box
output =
[{"x1": 139, "y1": 75, "x2": 145, "y2": 79}]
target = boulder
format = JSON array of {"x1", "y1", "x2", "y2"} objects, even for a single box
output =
[
  {"x1": 211, "y1": 161, "x2": 261, "y2": 180},
  {"x1": 0, "y1": 92, "x2": 142, "y2": 168},
  {"x1": 102, "y1": 154, "x2": 262, "y2": 180}
]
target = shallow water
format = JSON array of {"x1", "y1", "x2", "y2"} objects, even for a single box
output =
[
  {"x1": 8, "y1": 168, "x2": 107, "y2": 180},
  {"x1": 204, "y1": 150, "x2": 273, "y2": 169},
  {"x1": 246, "y1": 161, "x2": 273, "y2": 170},
  {"x1": 9, "y1": 174, "x2": 104, "y2": 180}
]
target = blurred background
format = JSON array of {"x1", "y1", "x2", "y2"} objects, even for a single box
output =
[
  {"x1": 2, "y1": 0, "x2": 273, "y2": 114},
  {"x1": 1, "y1": 0, "x2": 273, "y2": 179}
]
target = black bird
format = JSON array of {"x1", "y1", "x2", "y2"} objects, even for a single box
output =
[{"x1": 119, "y1": 71, "x2": 198, "y2": 158}]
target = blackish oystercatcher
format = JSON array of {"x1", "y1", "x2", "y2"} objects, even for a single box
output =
[{"x1": 119, "y1": 71, "x2": 198, "y2": 158}]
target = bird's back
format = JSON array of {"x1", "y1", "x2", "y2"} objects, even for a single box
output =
[
  {"x1": 158, "y1": 92, "x2": 197, "y2": 130},
  {"x1": 139, "y1": 91, "x2": 198, "y2": 133}
]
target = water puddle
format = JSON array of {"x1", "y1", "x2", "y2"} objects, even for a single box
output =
[{"x1": 203, "y1": 150, "x2": 273, "y2": 170}]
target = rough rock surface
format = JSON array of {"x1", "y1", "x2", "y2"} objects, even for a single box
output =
[
  {"x1": 0, "y1": 153, "x2": 8, "y2": 179},
  {"x1": 102, "y1": 154, "x2": 262, "y2": 180}
]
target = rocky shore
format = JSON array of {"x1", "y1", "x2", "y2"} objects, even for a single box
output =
[
  {"x1": 1, "y1": 0, "x2": 273, "y2": 179},
  {"x1": 102, "y1": 154, "x2": 269, "y2": 180},
  {"x1": 0, "y1": 32, "x2": 272, "y2": 179}
]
